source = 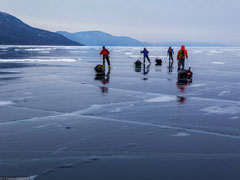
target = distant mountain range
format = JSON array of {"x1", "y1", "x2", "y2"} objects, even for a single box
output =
[
  {"x1": 0, "y1": 12, "x2": 81, "y2": 46},
  {"x1": 57, "y1": 30, "x2": 231, "y2": 47},
  {"x1": 57, "y1": 31, "x2": 149, "y2": 46},
  {"x1": 0, "y1": 11, "x2": 232, "y2": 47}
]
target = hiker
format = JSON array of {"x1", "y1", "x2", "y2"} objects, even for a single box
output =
[
  {"x1": 141, "y1": 48, "x2": 151, "y2": 64},
  {"x1": 177, "y1": 45, "x2": 188, "y2": 71},
  {"x1": 167, "y1": 46, "x2": 174, "y2": 67},
  {"x1": 100, "y1": 46, "x2": 111, "y2": 68}
]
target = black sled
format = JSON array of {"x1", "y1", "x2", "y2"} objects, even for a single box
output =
[
  {"x1": 135, "y1": 60, "x2": 142, "y2": 68},
  {"x1": 155, "y1": 58, "x2": 162, "y2": 66},
  {"x1": 178, "y1": 67, "x2": 193, "y2": 79}
]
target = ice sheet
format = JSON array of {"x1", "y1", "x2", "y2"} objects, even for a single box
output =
[{"x1": 1, "y1": 46, "x2": 240, "y2": 179}]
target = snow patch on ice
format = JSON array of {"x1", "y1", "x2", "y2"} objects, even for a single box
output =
[
  {"x1": 24, "y1": 92, "x2": 33, "y2": 95},
  {"x1": 212, "y1": 62, "x2": 224, "y2": 65},
  {"x1": 0, "y1": 70, "x2": 21, "y2": 74},
  {"x1": 24, "y1": 48, "x2": 55, "y2": 51},
  {"x1": 145, "y1": 95, "x2": 176, "y2": 103},
  {"x1": 172, "y1": 132, "x2": 191, "y2": 137},
  {"x1": 109, "y1": 104, "x2": 134, "y2": 113},
  {"x1": 0, "y1": 46, "x2": 11, "y2": 49},
  {"x1": 149, "y1": 55, "x2": 167, "y2": 58},
  {"x1": 34, "y1": 124, "x2": 53, "y2": 129},
  {"x1": 0, "y1": 59, "x2": 78, "y2": 62},
  {"x1": 78, "y1": 102, "x2": 135, "y2": 115},
  {"x1": 0, "y1": 101, "x2": 14, "y2": 106},
  {"x1": 30, "y1": 175, "x2": 38, "y2": 180},
  {"x1": 79, "y1": 104, "x2": 103, "y2": 114},
  {"x1": 190, "y1": 83, "x2": 206, "y2": 87},
  {"x1": 130, "y1": 55, "x2": 167, "y2": 59},
  {"x1": 230, "y1": 117, "x2": 239, "y2": 120},
  {"x1": 110, "y1": 108, "x2": 123, "y2": 113},
  {"x1": 109, "y1": 104, "x2": 135, "y2": 113},
  {"x1": 201, "y1": 106, "x2": 240, "y2": 115},
  {"x1": 130, "y1": 55, "x2": 142, "y2": 58},
  {"x1": 219, "y1": 91, "x2": 231, "y2": 96},
  {"x1": 37, "y1": 51, "x2": 51, "y2": 54},
  {"x1": 192, "y1": 50, "x2": 203, "y2": 54},
  {"x1": 209, "y1": 50, "x2": 223, "y2": 54}
]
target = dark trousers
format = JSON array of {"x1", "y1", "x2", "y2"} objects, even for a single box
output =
[
  {"x1": 144, "y1": 56, "x2": 151, "y2": 64},
  {"x1": 169, "y1": 55, "x2": 174, "y2": 67},
  {"x1": 103, "y1": 55, "x2": 110, "y2": 66},
  {"x1": 178, "y1": 58, "x2": 185, "y2": 70}
]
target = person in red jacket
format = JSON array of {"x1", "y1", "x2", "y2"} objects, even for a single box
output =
[
  {"x1": 177, "y1": 45, "x2": 188, "y2": 71},
  {"x1": 100, "y1": 46, "x2": 111, "y2": 68}
]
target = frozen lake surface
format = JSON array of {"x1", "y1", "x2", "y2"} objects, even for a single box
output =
[{"x1": 0, "y1": 46, "x2": 240, "y2": 180}]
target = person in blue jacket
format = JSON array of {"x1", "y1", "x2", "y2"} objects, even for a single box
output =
[{"x1": 141, "y1": 48, "x2": 151, "y2": 64}]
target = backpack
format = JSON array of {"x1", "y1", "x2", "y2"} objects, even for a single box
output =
[
  {"x1": 168, "y1": 48, "x2": 173, "y2": 56},
  {"x1": 178, "y1": 49, "x2": 185, "y2": 59}
]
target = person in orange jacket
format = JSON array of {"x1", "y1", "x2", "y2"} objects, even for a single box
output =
[
  {"x1": 100, "y1": 46, "x2": 111, "y2": 68},
  {"x1": 177, "y1": 45, "x2": 188, "y2": 71}
]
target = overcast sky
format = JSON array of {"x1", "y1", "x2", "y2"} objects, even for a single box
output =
[{"x1": 0, "y1": 0, "x2": 240, "y2": 45}]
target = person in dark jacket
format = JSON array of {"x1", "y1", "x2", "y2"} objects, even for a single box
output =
[
  {"x1": 167, "y1": 46, "x2": 174, "y2": 68},
  {"x1": 100, "y1": 46, "x2": 111, "y2": 68},
  {"x1": 141, "y1": 48, "x2": 151, "y2": 64},
  {"x1": 177, "y1": 45, "x2": 188, "y2": 71}
]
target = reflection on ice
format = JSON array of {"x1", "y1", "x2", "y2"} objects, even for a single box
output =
[
  {"x1": 176, "y1": 79, "x2": 192, "y2": 92},
  {"x1": 177, "y1": 96, "x2": 187, "y2": 104},
  {"x1": 95, "y1": 68, "x2": 111, "y2": 94}
]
